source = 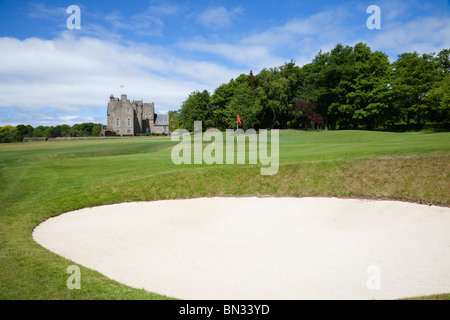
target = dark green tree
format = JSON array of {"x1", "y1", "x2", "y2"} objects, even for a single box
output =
[
  {"x1": 435, "y1": 48, "x2": 450, "y2": 76},
  {"x1": 211, "y1": 79, "x2": 239, "y2": 130},
  {"x1": 391, "y1": 52, "x2": 441, "y2": 125},
  {"x1": 346, "y1": 44, "x2": 392, "y2": 130},
  {"x1": 179, "y1": 90, "x2": 213, "y2": 131},
  {"x1": 43, "y1": 126, "x2": 56, "y2": 138},
  {"x1": 224, "y1": 82, "x2": 263, "y2": 130},
  {"x1": 258, "y1": 67, "x2": 290, "y2": 129},
  {"x1": 296, "y1": 49, "x2": 340, "y2": 129},
  {"x1": 32, "y1": 126, "x2": 46, "y2": 137},
  {"x1": 424, "y1": 74, "x2": 450, "y2": 123},
  {"x1": 69, "y1": 124, "x2": 81, "y2": 137},
  {"x1": 247, "y1": 70, "x2": 258, "y2": 90},
  {"x1": 16, "y1": 124, "x2": 34, "y2": 140}
]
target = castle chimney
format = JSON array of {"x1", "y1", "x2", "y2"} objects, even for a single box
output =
[{"x1": 121, "y1": 94, "x2": 127, "y2": 101}]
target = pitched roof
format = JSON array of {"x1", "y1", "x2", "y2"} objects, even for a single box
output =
[{"x1": 154, "y1": 113, "x2": 168, "y2": 126}]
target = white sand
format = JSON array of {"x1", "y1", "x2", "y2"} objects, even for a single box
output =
[{"x1": 32, "y1": 197, "x2": 450, "y2": 300}]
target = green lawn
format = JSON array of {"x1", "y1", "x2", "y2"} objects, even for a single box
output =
[{"x1": 0, "y1": 130, "x2": 449, "y2": 299}]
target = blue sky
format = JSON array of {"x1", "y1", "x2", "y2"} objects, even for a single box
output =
[{"x1": 0, "y1": 0, "x2": 449, "y2": 126}]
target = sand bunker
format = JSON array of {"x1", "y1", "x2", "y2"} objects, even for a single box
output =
[{"x1": 32, "y1": 197, "x2": 450, "y2": 300}]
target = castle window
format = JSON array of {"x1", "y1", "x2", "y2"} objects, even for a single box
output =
[
  {"x1": 116, "y1": 119, "x2": 120, "y2": 127},
  {"x1": 127, "y1": 118, "x2": 131, "y2": 127},
  {"x1": 127, "y1": 108, "x2": 130, "y2": 114}
]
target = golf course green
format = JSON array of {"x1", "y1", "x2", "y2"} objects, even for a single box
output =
[{"x1": 1, "y1": 130, "x2": 449, "y2": 299}]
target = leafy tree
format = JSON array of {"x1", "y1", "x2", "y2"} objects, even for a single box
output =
[
  {"x1": 57, "y1": 124, "x2": 71, "y2": 137},
  {"x1": 179, "y1": 90, "x2": 213, "y2": 131},
  {"x1": 235, "y1": 73, "x2": 248, "y2": 84},
  {"x1": 79, "y1": 123, "x2": 94, "y2": 136},
  {"x1": 43, "y1": 125, "x2": 71, "y2": 138},
  {"x1": 391, "y1": 52, "x2": 441, "y2": 125},
  {"x1": 69, "y1": 124, "x2": 81, "y2": 137},
  {"x1": 425, "y1": 74, "x2": 450, "y2": 123},
  {"x1": 211, "y1": 81, "x2": 237, "y2": 110},
  {"x1": 426, "y1": 49, "x2": 450, "y2": 123},
  {"x1": 293, "y1": 100, "x2": 324, "y2": 130},
  {"x1": 32, "y1": 126, "x2": 46, "y2": 137},
  {"x1": 346, "y1": 44, "x2": 392, "y2": 130},
  {"x1": 258, "y1": 67, "x2": 290, "y2": 129},
  {"x1": 91, "y1": 123, "x2": 102, "y2": 136},
  {"x1": 0, "y1": 125, "x2": 18, "y2": 143},
  {"x1": 176, "y1": 44, "x2": 449, "y2": 131},
  {"x1": 16, "y1": 124, "x2": 34, "y2": 140},
  {"x1": 297, "y1": 43, "x2": 393, "y2": 130},
  {"x1": 247, "y1": 70, "x2": 258, "y2": 89},
  {"x1": 296, "y1": 49, "x2": 339, "y2": 129},
  {"x1": 435, "y1": 48, "x2": 450, "y2": 76},
  {"x1": 279, "y1": 60, "x2": 303, "y2": 127},
  {"x1": 224, "y1": 82, "x2": 263, "y2": 130},
  {"x1": 43, "y1": 126, "x2": 56, "y2": 138},
  {"x1": 211, "y1": 79, "x2": 239, "y2": 130}
]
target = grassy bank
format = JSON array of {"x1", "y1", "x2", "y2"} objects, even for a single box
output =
[{"x1": 0, "y1": 130, "x2": 449, "y2": 299}]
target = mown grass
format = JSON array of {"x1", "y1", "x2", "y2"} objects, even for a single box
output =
[{"x1": 0, "y1": 130, "x2": 449, "y2": 299}]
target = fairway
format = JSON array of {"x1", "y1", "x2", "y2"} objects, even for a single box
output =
[{"x1": 1, "y1": 130, "x2": 450, "y2": 299}]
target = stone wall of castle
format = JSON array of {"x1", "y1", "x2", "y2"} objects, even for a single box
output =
[{"x1": 107, "y1": 94, "x2": 157, "y2": 135}]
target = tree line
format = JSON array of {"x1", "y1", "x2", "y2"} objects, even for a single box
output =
[
  {"x1": 178, "y1": 43, "x2": 449, "y2": 132},
  {"x1": 0, "y1": 123, "x2": 103, "y2": 143}
]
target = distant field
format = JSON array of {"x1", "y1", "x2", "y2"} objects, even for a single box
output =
[{"x1": 0, "y1": 130, "x2": 449, "y2": 299}]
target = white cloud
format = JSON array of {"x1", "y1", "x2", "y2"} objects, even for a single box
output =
[
  {"x1": 198, "y1": 6, "x2": 242, "y2": 30},
  {"x1": 367, "y1": 16, "x2": 450, "y2": 57},
  {"x1": 145, "y1": 4, "x2": 180, "y2": 16},
  {"x1": 101, "y1": 4, "x2": 181, "y2": 37},
  {"x1": 179, "y1": 40, "x2": 285, "y2": 71},
  {"x1": 182, "y1": 3, "x2": 450, "y2": 71},
  {"x1": 0, "y1": 34, "x2": 244, "y2": 119},
  {"x1": 181, "y1": 7, "x2": 353, "y2": 70},
  {"x1": 241, "y1": 7, "x2": 354, "y2": 57},
  {"x1": 27, "y1": 2, "x2": 67, "y2": 21}
]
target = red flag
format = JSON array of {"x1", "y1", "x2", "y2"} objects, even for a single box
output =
[{"x1": 237, "y1": 115, "x2": 242, "y2": 124}]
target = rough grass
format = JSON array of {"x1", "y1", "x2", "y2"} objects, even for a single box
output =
[{"x1": 0, "y1": 130, "x2": 449, "y2": 299}]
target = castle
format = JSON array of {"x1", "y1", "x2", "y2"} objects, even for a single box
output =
[{"x1": 104, "y1": 94, "x2": 169, "y2": 135}]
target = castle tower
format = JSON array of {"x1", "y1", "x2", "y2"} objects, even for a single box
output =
[
  {"x1": 143, "y1": 102, "x2": 154, "y2": 133},
  {"x1": 106, "y1": 95, "x2": 167, "y2": 136},
  {"x1": 107, "y1": 94, "x2": 134, "y2": 135}
]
